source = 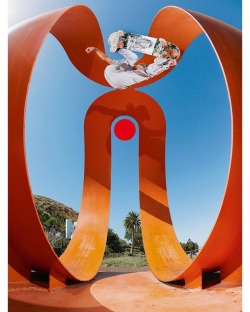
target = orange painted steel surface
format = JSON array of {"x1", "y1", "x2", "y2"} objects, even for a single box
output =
[
  {"x1": 8, "y1": 5, "x2": 241, "y2": 290},
  {"x1": 8, "y1": 271, "x2": 242, "y2": 312}
]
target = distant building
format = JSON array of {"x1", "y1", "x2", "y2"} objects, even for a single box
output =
[{"x1": 65, "y1": 219, "x2": 77, "y2": 239}]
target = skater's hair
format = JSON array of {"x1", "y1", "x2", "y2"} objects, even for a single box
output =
[{"x1": 132, "y1": 63, "x2": 147, "y2": 71}]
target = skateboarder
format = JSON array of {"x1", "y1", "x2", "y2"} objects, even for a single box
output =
[
  {"x1": 85, "y1": 46, "x2": 176, "y2": 90},
  {"x1": 107, "y1": 30, "x2": 180, "y2": 60}
]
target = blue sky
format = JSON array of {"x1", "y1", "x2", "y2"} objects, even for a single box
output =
[{"x1": 7, "y1": 0, "x2": 242, "y2": 249}]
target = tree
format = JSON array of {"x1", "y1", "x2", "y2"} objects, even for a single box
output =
[
  {"x1": 125, "y1": 227, "x2": 144, "y2": 253},
  {"x1": 180, "y1": 239, "x2": 199, "y2": 258},
  {"x1": 123, "y1": 211, "x2": 141, "y2": 255},
  {"x1": 106, "y1": 228, "x2": 123, "y2": 253},
  {"x1": 45, "y1": 227, "x2": 70, "y2": 256}
]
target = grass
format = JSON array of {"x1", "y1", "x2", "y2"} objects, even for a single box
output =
[{"x1": 101, "y1": 253, "x2": 148, "y2": 269}]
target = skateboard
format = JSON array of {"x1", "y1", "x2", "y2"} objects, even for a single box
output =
[{"x1": 108, "y1": 30, "x2": 180, "y2": 62}]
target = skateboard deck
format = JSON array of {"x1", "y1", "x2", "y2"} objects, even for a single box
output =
[{"x1": 108, "y1": 30, "x2": 180, "y2": 61}]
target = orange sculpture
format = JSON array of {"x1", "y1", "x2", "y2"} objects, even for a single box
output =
[{"x1": 8, "y1": 5, "x2": 241, "y2": 291}]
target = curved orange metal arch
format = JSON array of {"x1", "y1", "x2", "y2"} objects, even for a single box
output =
[
  {"x1": 8, "y1": 5, "x2": 241, "y2": 289},
  {"x1": 141, "y1": 6, "x2": 242, "y2": 287},
  {"x1": 8, "y1": 4, "x2": 109, "y2": 288}
]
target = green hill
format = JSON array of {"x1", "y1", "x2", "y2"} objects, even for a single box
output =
[
  {"x1": 34, "y1": 194, "x2": 79, "y2": 220},
  {"x1": 34, "y1": 194, "x2": 79, "y2": 255}
]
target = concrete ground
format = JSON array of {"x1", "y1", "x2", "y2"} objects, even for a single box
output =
[{"x1": 8, "y1": 271, "x2": 242, "y2": 312}]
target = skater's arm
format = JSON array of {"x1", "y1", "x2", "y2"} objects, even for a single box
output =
[{"x1": 85, "y1": 47, "x2": 113, "y2": 64}]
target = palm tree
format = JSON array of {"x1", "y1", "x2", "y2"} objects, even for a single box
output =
[{"x1": 123, "y1": 211, "x2": 141, "y2": 255}]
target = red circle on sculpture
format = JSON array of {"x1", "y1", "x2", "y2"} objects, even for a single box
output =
[{"x1": 114, "y1": 119, "x2": 136, "y2": 141}]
